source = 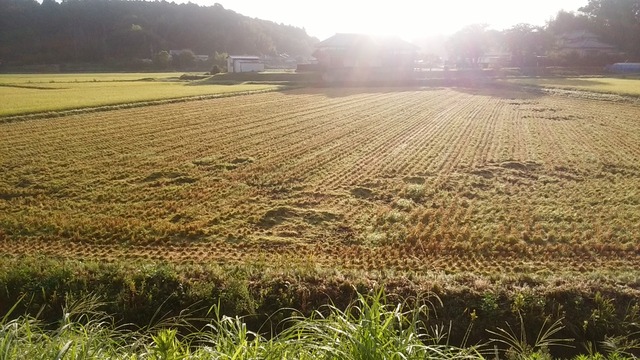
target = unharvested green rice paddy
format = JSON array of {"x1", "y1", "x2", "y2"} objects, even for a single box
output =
[
  {"x1": 507, "y1": 77, "x2": 640, "y2": 96},
  {"x1": 0, "y1": 73, "x2": 279, "y2": 116}
]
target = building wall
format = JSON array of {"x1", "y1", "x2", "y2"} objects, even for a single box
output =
[
  {"x1": 319, "y1": 50, "x2": 411, "y2": 70},
  {"x1": 227, "y1": 58, "x2": 265, "y2": 73},
  {"x1": 236, "y1": 61, "x2": 264, "y2": 72}
]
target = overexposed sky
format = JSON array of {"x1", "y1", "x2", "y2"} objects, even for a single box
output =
[{"x1": 192, "y1": 0, "x2": 588, "y2": 40}]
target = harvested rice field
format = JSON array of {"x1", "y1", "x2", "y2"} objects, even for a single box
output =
[{"x1": 1, "y1": 86, "x2": 639, "y2": 278}]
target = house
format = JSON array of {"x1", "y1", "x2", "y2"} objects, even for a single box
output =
[
  {"x1": 227, "y1": 56, "x2": 264, "y2": 73},
  {"x1": 556, "y1": 31, "x2": 618, "y2": 57},
  {"x1": 311, "y1": 33, "x2": 417, "y2": 82},
  {"x1": 478, "y1": 53, "x2": 512, "y2": 69}
]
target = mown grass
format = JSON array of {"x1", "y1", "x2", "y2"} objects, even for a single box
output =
[
  {"x1": 0, "y1": 73, "x2": 280, "y2": 116},
  {"x1": 506, "y1": 77, "x2": 640, "y2": 96}
]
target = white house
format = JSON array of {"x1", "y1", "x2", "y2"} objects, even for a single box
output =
[{"x1": 227, "y1": 56, "x2": 264, "y2": 73}]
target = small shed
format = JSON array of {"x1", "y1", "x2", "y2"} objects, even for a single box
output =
[{"x1": 227, "y1": 56, "x2": 264, "y2": 73}]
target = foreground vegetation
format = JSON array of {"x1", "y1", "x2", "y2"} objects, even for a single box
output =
[
  {"x1": 0, "y1": 73, "x2": 279, "y2": 117},
  {"x1": 1, "y1": 257, "x2": 639, "y2": 359},
  {"x1": 2, "y1": 289, "x2": 484, "y2": 359}
]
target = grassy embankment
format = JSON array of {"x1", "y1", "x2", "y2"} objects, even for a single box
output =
[
  {"x1": 0, "y1": 73, "x2": 281, "y2": 117},
  {"x1": 7, "y1": 286, "x2": 481, "y2": 359},
  {"x1": 1, "y1": 256, "x2": 639, "y2": 359}
]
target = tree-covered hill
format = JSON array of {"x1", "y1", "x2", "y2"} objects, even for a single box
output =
[{"x1": 0, "y1": 0, "x2": 318, "y2": 66}]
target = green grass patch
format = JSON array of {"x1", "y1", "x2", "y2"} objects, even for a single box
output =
[
  {"x1": 0, "y1": 73, "x2": 280, "y2": 117},
  {"x1": 0, "y1": 256, "x2": 639, "y2": 359},
  {"x1": 0, "y1": 288, "x2": 482, "y2": 359},
  {"x1": 0, "y1": 72, "x2": 180, "y2": 84},
  {"x1": 507, "y1": 77, "x2": 640, "y2": 96}
]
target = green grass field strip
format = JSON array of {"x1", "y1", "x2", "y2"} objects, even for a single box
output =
[
  {"x1": 0, "y1": 83, "x2": 61, "y2": 90},
  {"x1": 507, "y1": 77, "x2": 640, "y2": 97},
  {"x1": 0, "y1": 256, "x2": 638, "y2": 359},
  {"x1": 0, "y1": 82, "x2": 282, "y2": 118},
  {"x1": 0, "y1": 72, "x2": 181, "y2": 84}
]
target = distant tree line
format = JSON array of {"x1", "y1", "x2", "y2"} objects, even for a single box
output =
[
  {"x1": 0, "y1": 0, "x2": 317, "y2": 69},
  {"x1": 444, "y1": 0, "x2": 640, "y2": 68}
]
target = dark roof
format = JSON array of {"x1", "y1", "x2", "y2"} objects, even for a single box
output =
[
  {"x1": 563, "y1": 39, "x2": 616, "y2": 50},
  {"x1": 559, "y1": 31, "x2": 616, "y2": 50},
  {"x1": 315, "y1": 33, "x2": 417, "y2": 52}
]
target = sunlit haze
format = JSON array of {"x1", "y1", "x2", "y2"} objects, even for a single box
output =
[{"x1": 191, "y1": 0, "x2": 588, "y2": 40}]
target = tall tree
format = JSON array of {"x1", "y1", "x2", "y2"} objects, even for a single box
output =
[
  {"x1": 579, "y1": 0, "x2": 640, "y2": 57},
  {"x1": 503, "y1": 24, "x2": 550, "y2": 66},
  {"x1": 0, "y1": 0, "x2": 317, "y2": 66},
  {"x1": 447, "y1": 24, "x2": 491, "y2": 67},
  {"x1": 546, "y1": 10, "x2": 593, "y2": 36}
]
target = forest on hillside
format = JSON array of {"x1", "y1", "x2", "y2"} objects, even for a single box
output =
[
  {"x1": 0, "y1": 0, "x2": 638, "y2": 71},
  {"x1": 0, "y1": 0, "x2": 317, "y2": 69}
]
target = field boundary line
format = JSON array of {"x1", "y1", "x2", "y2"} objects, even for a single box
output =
[
  {"x1": 0, "y1": 83, "x2": 63, "y2": 90},
  {"x1": 0, "y1": 86, "x2": 289, "y2": 123}
]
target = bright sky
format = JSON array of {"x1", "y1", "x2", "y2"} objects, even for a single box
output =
[{"x1": 192, "y1": 0, "x2": 588, "y2": 40}]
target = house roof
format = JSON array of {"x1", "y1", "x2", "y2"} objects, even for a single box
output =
[
  {"x1": 558, "y1": 30, "x2": 616, "y2": 50},
  {"x1": 563, "y1": 39, "x2": 616, "y2": 50},
  {"x1": 560, "y1": 30, "x2": 597, "y2": 41},
  {"x1": 315, "y1": 33, "x2": 417, "y2": 52}
]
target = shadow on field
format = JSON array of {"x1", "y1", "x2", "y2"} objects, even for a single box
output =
[
  {"x1": 534, "y1": 78, "x2": 607, "y2": 87},
  {"x1": 280, "y1": 86, "x2": 428, "y2": 98},
  {"x1": 281, "y1": 82, "x2": 544, "y2": 100},
  {"x1": 451, "y1": 84, "x2": 544, "y2": 100}
]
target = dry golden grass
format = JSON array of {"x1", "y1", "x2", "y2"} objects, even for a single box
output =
[{"x1": 0, "y1": 87, "x2": 639, "y2": 276}]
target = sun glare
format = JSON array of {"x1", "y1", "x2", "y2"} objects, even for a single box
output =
[
  {"x1": 322, "y1": 2, "x2": 547, "y2": 40},
  {"x1": 214, "y1": 0, "x2": 586, "y2": 40},
  {"x1": 304, "y1": 2, "x2": 462, "y2": 40}
]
